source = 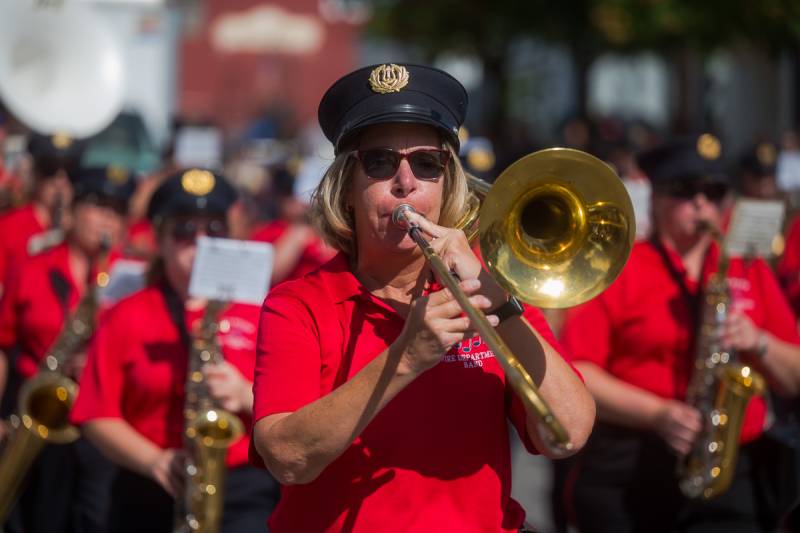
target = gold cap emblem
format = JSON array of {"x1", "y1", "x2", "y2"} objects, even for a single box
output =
[
  {"x1": 181, "y1": 169, "x2": 216, "y2": 196},
  {"x1": 697, "y1": 133, "x2": 721, "y2": 160},
  {"x1": 369, "y1": 64, "x2": 410, "y2": 94},
  {"x1": 51, "y1": 132, "x2": 73, "y2": 150},
  {"x1": 756, "y1": 142, "x2": 777, "y2": 167},
  {"x1": 106, "y1": 165, "x2": 129, "y2": 185}
]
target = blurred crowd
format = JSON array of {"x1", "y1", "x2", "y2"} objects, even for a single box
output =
[{"x1": 2, "y1": 97, "x2": 800, "y2": 532}]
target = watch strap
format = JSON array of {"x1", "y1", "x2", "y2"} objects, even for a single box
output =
[{"x1": 489, "y1": 296, "x2": 524, "y2": 324}]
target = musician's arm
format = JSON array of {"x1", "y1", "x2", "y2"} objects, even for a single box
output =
[
  {"x1": 270, "y1": 225, "x2": 314, "y2": 285},
  {"x1": 253, "y1": 344, "x2": 417, "y2": 485},
  {"x1": 495, "y1": 314, "x2": 595, "y2": 457},
  {"x1": 574, "y1": 361, "x2": 701, "y2": 456},
  {"x1": 752, "y1": 332, "x2": 800, "y2": 397},
  {"x1": 83, "y1": 418, "x2": 183, "y2": 496},
  {"x1": 83, "y1": 418, "x2": 165, "y2": 476}
]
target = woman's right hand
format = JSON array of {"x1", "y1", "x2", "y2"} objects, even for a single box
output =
[
  {"x1": 653, "y1": 399, "x2": 703, "y2": 456},
  {"x1": 396, "y1": 278, "x2": 499, "y2": 376},
  {"x1": 147, "y1": 448, "x2": 186, "y2": 497}
]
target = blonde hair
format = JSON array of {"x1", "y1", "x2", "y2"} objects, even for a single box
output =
[{"x1": 309, "y1": 141, "x2": 470, "y2": 256}]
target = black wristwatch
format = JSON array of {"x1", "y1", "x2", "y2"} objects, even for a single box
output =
[{"x1": 489, "y1": 295, "x2": 524, "y2": 324}]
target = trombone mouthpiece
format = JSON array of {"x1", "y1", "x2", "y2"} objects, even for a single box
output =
[{"x1": 392, "y1": 204, "x2": 417, "y2": 229}]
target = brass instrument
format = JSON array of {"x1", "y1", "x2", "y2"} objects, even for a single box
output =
[
  {"x1": 0, "y1": 0, "x2": 124, "y2": 138},
  {"x1": 0, "y1": 241, "x2": 110, "y2": 522},
  {"x1": 394, "y1": 147, "x2": 635, "y2": 453},
  {"x1": 175, "y1": 301, "x2": 244, "y2": 533},
  {"x1": 679, "y1": 224, "x2": 765, "y2": 499}
]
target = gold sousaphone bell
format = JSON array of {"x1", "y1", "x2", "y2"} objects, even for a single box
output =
[{"x1": 460, "y1": 147, "x2": 636, "y2": 309}]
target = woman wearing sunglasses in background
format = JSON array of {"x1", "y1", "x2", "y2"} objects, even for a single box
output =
[
  {"x1": 556, "y1": 135, "x2": 800, "y2": 533},
  {"x1": 70, "y1": 169, "x2": 280, "y2": 532},
  {"x1": 250, "y1": 63, "x2": 595, "y2": 532}
]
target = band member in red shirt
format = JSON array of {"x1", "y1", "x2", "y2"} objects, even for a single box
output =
[
  {"x1": 0, "y1": 165, "x2": 135, "y2": 533},
  {"x1": 778, "y1": 214, "x2": 800, "y2": 316},
  {"x1": 558, "y1": 135, "x2": 800, "y2": 533},
  {"x1": 0, "y1": 133, "x2": 85, "y2": 297},
  {"x1": 250, "y1": 63, "x2": 595, "y2": 532},
  {"x1": 72, "y1": 169, "x2": 279, "y2": 533},
  {"x1": 250, "y1": 165, "x2": 335, "y2": 285}
]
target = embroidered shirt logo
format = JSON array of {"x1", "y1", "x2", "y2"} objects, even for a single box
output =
[{"x1": 443, "y1": 336, "x2": 496, "y2": 369}]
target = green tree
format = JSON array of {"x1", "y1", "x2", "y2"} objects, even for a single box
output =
[{"x1": 368, "y1": 0, "x2": 800, "y2": 140}]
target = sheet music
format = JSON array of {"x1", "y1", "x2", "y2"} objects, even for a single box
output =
[
  {"x1": 725, "y1": 199, "x2": 785, "y2": 257},
  {"x1": 99, "y1": 259, "x2": 147, "y2": 306},
  {"x1": 189, "y1": 237, "x2": 274, "y2": 305}
]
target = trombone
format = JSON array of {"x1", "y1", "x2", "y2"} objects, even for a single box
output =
[{"x1": 394, "y1": 148, "x2": 635, "y2": 453}]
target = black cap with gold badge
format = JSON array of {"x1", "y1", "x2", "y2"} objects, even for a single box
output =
[
  {"x1": 740, "y1": 141, "x2": 778, "y2": 177},
  {"x1": 27, "y1": 132, "x2": 87, "y2": 180},
  {"x1": 637, "y1": 133, "x2": 728, "y2": 191},
  {"x1": 73, "y1": 165, "x2": 137, "y2": 212},
  {"x1": 146, "y1": 168, "x2": 237, "y2": 223},
  {"x1": 318, "y1": 63, "x2": 468, "y2": 154}
]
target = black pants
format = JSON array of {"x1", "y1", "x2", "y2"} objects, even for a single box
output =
[
  {"x1": 557, "y1": 423, "x2": 781, "y2": 533},
  {"x1": 5, "y1": 437, "x2": 116, "y2": 533},
  {"x1": 109, "y1": 465, "x2": 280, "y2": 533}
]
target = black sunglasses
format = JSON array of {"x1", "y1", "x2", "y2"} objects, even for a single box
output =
[
  {"x1": 169, "y1": 218, "x2": 228, "y2": 243},
  {"x1": 354, "y1": 148, "x2": 450, "y2": 181},
  {"x1": 667, "y1": 180, "x2": 730, "y2": 203}
]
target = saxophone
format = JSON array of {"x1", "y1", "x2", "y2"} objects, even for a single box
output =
[
  {"x1": 174, "y1": 300, "x2": 244, "y2": 533},
  {"x1": 0, "y1": 240, "x2": 110, "y2": 522},
  {"x1": 678, "y1": 223, "x2": 765, "y2": 499}
]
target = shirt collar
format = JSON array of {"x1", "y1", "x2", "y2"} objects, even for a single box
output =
[
  {"x1": 318, "y1": 252, "x2": 367, "y2": 304},
  {"x1": 318, "y1": 252, "x2": 442, "y2": 305},
  {"x1": 650, "y1": 235, "x2": 721, "y2": 283}
]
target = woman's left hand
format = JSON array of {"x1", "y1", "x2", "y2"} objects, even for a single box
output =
[
  {"x1": 204, "y1": 361, "x2": 253, "y2": 414},
  {"x1": 721, "y1": 311, "x2": 761, "y2": 353}
]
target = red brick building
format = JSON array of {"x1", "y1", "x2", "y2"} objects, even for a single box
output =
[{"x1": 179, "y1": 0, "x2": 362, "y2": 134}]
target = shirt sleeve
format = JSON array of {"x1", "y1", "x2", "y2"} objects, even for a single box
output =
[
  {"x1": 560, "y1": 295, "x2": 613, "y2": 368},
  {"x1": 71, "y1": 302, "x2": 128, "y2": 424},
  {"x1": 777, "y1": 216, "x2": 800, "y2": 314},
  {"x1": 751, "y1": 260, "x2": 800, "y2": 344},
  {"x1": 0, "y1": 265, "x2": 23, "y2": 350},
  {"x1": 505, "y1": 305, "x2": 580, "y2": 454},
  {"x1": 252, "y1": 286, "x2": 323, "y2": 423}
]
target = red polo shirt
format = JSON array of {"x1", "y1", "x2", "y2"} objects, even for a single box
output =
[
  {"x1": 562, "y1": 239, "x2": 800, "y2": 443},
  {"x1": 71, "y1": 285, "x2": 259, "y2": 468},
  {"x1": 777, "y1": 215, "x2": 800, "y2": 315},
  {"x1": 252, "y1": 253, "x2": 573, "y2": 532},
  {"x1": 250, "y1": 220, "x2": 335, "y2": 283},
  {"x1": 0, "y1": 242, "x2": 82, "y2": 379},
  {"x1": 0, "y1": 204, "x2": 46, "y2": 286}
]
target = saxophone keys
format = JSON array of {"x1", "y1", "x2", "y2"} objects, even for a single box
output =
[{"x1": 709, "y1": 410, "x2": 728, "y2": 427}]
